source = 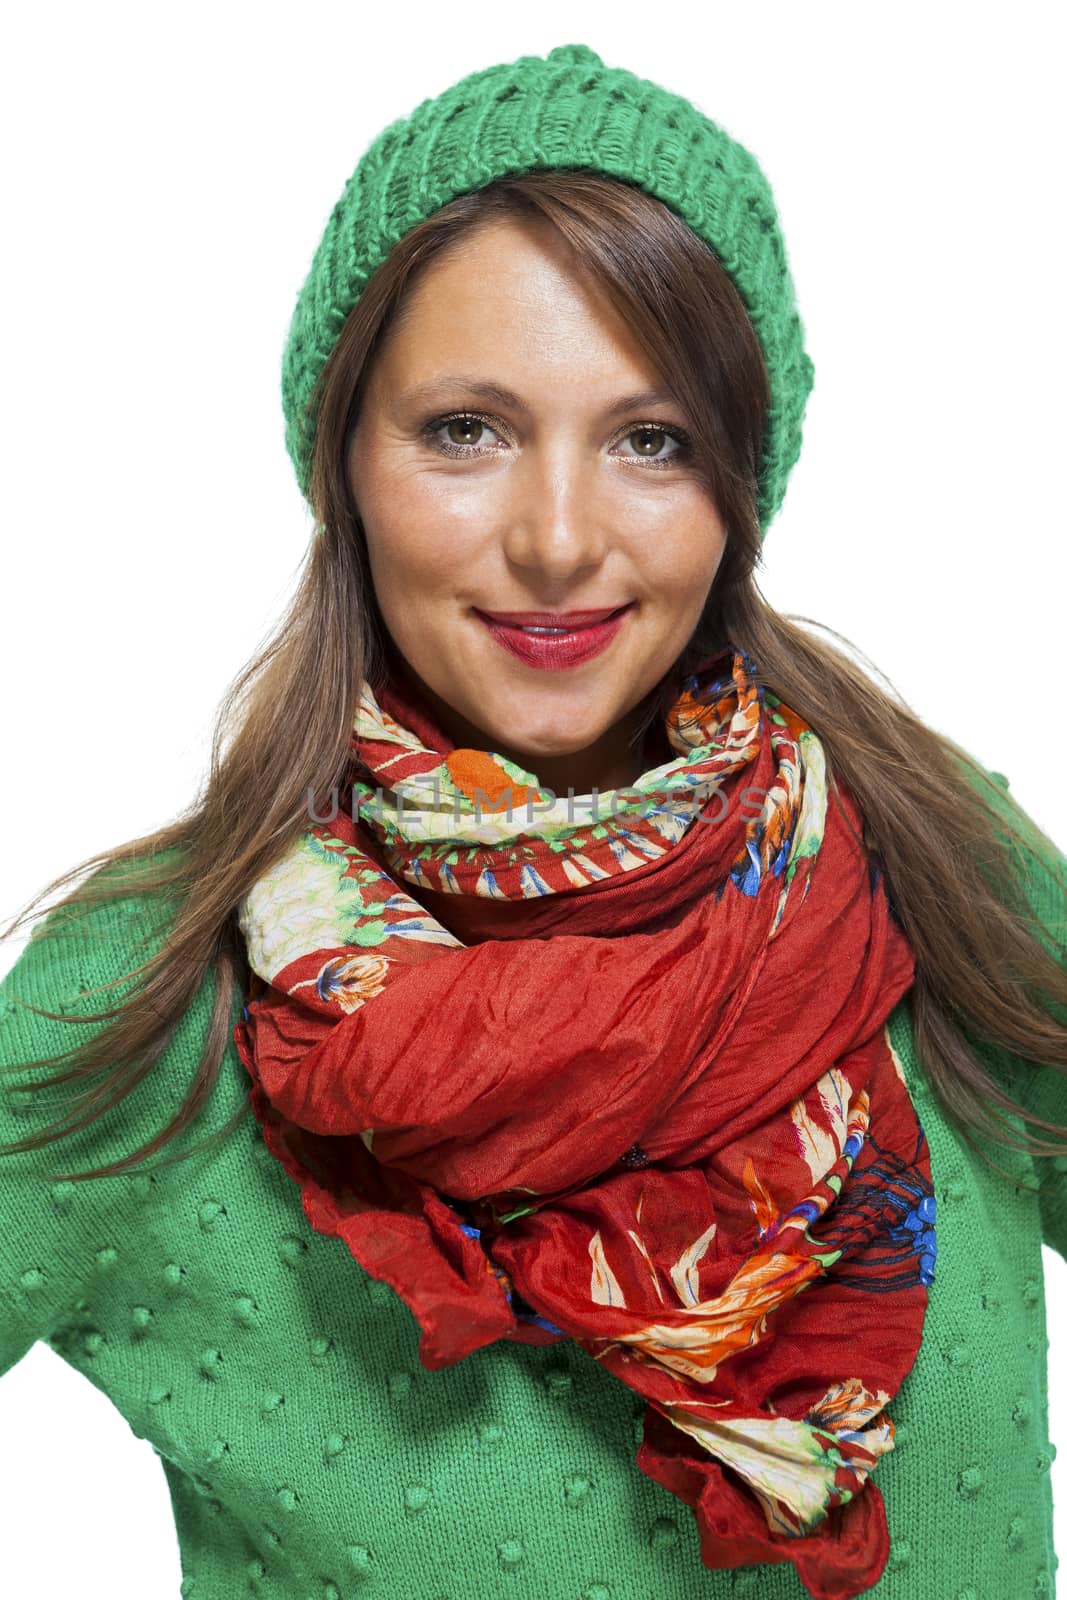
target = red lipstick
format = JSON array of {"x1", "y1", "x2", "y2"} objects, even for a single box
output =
[{"x1": 473, "y1": 603, "x2": 635, "y2": 670}]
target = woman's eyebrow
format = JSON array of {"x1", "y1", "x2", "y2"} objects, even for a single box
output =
[{"x1": 394, "y1": 374, "x2": 680, "y2": 418}]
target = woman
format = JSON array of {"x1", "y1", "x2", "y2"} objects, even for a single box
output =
[{"x1": 1, "y1": 40, "x2": 1065, "y2": 1600}]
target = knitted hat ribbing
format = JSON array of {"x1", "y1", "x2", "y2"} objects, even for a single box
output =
[{"x1": 282, "y1": 41, "x2": 814, "y2": 537}]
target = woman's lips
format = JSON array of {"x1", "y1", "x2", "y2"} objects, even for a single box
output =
[{"x1": 473, "y1": 603, "x2": 635, "y2": 669}]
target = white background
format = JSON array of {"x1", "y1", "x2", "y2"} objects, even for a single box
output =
[{"x1": 1, "y1": 2, "x2": 1064, "y2": 1593}]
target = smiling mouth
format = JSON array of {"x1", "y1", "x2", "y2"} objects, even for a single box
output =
[
  {"x1": 472, "y1": 603, "x2": 636, "y2": 670},
  {"x1": 473, "y1": 604, "x2": 634, "y2": 633}
]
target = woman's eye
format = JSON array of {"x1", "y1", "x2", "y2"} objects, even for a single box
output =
[
  {"x1": 424, "y1": 412, "x2": 506, "y2": 456},
  {"x1": 614, "y1": 425, "x2": 692, "y2": 466}
]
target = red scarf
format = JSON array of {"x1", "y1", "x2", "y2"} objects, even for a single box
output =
[{"x1": 233, "y1": 645, "x2": 931, "y2": 1600}]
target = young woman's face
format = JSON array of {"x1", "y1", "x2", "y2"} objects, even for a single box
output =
[{"x1": 347, "y1": 214, "x2": 727, "y2": 797}]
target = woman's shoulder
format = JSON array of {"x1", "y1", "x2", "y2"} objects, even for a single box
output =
[
  {"x1": 3, "y1": 866, "x2": 173, "y2": 1022},
  {"x1": 0, "y1": 854, "x2": 246, "y2": 1186},
  {"x1": 0, "y1": 858, "x2": 251, "y2": 1372},
  {"x1": 960, "y1": 759, "x2": 1066, "y2": 1029},
  {"x1": 929, "y1": 759, "x2": 1067, "y2": 1258}
]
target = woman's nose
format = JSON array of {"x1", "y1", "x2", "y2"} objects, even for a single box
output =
[{"x1": 498, "y1": 449, "x2": 610, "y2": 580}]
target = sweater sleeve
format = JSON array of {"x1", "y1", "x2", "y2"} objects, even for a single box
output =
[
  {"x1": 0, "y1": 879, "x2": 182, "y2": 1375},
  {"x1": 971, "y1": 767, "x2": 1067, "y2": 1261}
]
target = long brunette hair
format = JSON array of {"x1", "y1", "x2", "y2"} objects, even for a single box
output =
[{"x1": 2, "y1": 170, "x2": 1065, "y2": 1183}]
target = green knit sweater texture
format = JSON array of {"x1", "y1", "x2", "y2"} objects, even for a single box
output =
[{"x1": 0, "y1": 767, "x2": 1063, "y2": 1599}]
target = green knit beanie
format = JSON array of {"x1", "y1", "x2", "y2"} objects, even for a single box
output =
[{"x1": 281, "y1": 41, "x2": 814, "y2": 537}]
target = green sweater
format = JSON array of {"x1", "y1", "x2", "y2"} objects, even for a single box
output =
[{"x1": 1, "y1": 768, "x2": 1063, "y2": 1600}]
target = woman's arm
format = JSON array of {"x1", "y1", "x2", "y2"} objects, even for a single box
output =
[
  {"x1": 0, "y1": 893, "x2": 166, "y2": 1372},
  {"x1": 977, "y1": 768, "x2": 1067, "y2": 1260}
]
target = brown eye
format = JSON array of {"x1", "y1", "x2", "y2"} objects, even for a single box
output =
[
  {"x1": 446, "y1": 416, "x2": 486, "y2": 447},
  {"x1": 615, "y1": 424, "x2": 691, "y2": 466},
  {"x1": 630, "y1": 427, "x2": 668, "y2": 456},
  {"x1": 422, "y1": 411, "x2": 507, "y2": 457}
]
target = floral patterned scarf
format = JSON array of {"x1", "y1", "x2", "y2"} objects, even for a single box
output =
[{"x1": 233, "y1": 643, "x2": 934, "y2": 1600}]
